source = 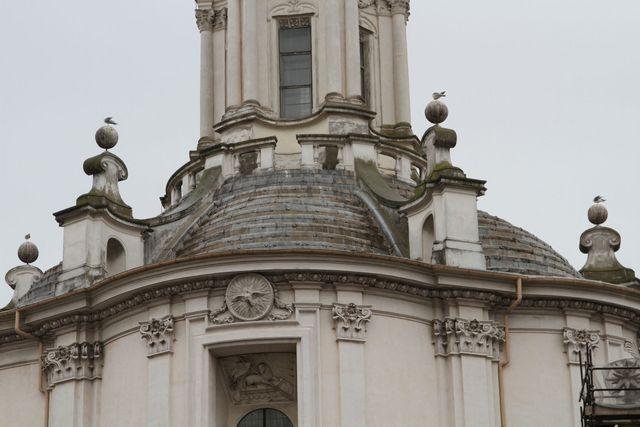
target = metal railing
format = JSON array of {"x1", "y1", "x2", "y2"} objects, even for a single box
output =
[{"x1": 579, "y1": 345, "x2": 640, "y2": 427}]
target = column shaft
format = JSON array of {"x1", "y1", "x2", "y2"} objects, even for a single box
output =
[
  {"x1": 392, "y1": 11, "x2": 411, "y2": 124},
  {"x1": 226, "y1": 0, "x2": 242, "y2": 107},
  {"x1": 325, "y1": 0, "x2": 344, "y2": 96},
  {"x1": 241, "y1": 0, "x2": 258, "y2": 102},
  {"x1": 344, "y1": 0, "x2": 361, "y2": 99},
  {"x1": 199, "y1": 27, "x2": 214, "y2": 137},
  {"x1": 213, "y1": 26, "x2": 227, "y2": 123}
]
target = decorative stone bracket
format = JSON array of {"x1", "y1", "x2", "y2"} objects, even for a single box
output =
[
  {"x1": 563, "y1": 327, "x2": 600, "y2": 364},
  {"x1": 332, "y1": 303, "x2": 372, "y2": 341},
  {"x1": 139, "y1": 315, "x2": 175, "y2": 357},
  {"x1": 432, "y1": 318, "x2": 505, "y2": 360},
  {"x1": 42, "y1": 342, "x2": 104, "y2": 388}
]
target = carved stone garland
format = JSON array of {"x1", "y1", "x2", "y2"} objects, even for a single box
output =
[
  {"x1": 210, "y1": 274, "x2": 294, "y2": 324},
  {"x1": 42, "y1": 342, "x2": 104, "y2": 387},
  {"x1": 432, "y1": 318, "x2": 505, "y2": 360},
  {"x1": 139, "y1": 315, "x2": 175, "y2": 357},
  {"x1": 332, "y1": 303, "x2": 372, "y2": 341},
  {"x1": 563, "y1": 327, "x2": 600, "y2": 363}
]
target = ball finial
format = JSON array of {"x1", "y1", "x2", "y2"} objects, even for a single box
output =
[
  {"x1": 425, "y1": 92, "x2": 448, "y2": 125},
  {"x1": 588, "y1": 197, "x2": 608, "y2": 225},
  {"x1": 95, "y1": 117, "x2": 119, "y2": 150},
  {"x1": 18, "y1": 234, "x2": 39, "y2": 264}
]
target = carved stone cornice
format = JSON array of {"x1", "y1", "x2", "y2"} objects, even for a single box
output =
[
  {"x1": 42, "y1": 342, "x2": 103, "y2": 387},
  {"x1": 332, "y1": 303, "x2": 372, "y2": 341},
  {"x1": 139, "y1": 315, "x2": 174, "y2": 357},
  {"x1": 432, "y1": 318, "x2": 505, "y2": 360},
  {"x1": 563, "y1": 327, "x2": 599, "y2": 363},
  {"x1": 3, "y1": 271, "x2": 640, "y2": 344},
  {"x1": 195, "y1": 9, "x2": 213, "y2": 32},
  {"x1": 210, "y1": 274, "x2": 294, "y2": 324},
  {"x1": 212, "y1": 8, "x2": 228, "y2": 31}
]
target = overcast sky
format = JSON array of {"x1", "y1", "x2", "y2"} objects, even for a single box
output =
[{"x1": 1, "y1": 0, "x2": 638, "y2": 306}]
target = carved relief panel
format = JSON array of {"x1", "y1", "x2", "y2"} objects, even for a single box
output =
[
  {"x1": 219, "y1": 353, "x2": 297, "y2": 405},
  {"x1": 210, "y1": 274, "x2": 293, "y2": 324}
]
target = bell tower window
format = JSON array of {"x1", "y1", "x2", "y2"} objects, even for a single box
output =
[
  {"x1": 237, "y1": 408, "x2": 294, "y2": 427},
  {"x1": 278, "y1": 16, "x2": 312, "y2": 119}
]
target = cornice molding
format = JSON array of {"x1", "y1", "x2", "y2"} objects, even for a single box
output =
[{"x1": 2, "y1": 269, "x2": 640, "y2": 345}]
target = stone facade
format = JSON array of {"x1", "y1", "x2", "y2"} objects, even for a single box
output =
[{"x1": 1, "y1": 0, "x2": 639, "y2": 426}]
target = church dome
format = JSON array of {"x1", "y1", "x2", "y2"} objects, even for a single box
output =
[
  {"x1": 478, "y1": 211, "x2": 580, "y2": 278},
  {"x1": 169, "y1": 169, "x2": 579, "y2": 278}
]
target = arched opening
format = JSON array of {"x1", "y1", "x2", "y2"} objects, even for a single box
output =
[
  {"x1": 106, "y1": 238, "x2": 126, "y2": 276},
  {"x1": 422, "y1": 215, "x2": 435, "y2": 263},
  {"x1": 237, "y1": 408, "x2": 293, "y2": 427}
]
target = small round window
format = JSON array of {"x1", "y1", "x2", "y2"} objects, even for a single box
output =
[{"x1": 237, "y1": 408, "x2": 293, "y2": 427}]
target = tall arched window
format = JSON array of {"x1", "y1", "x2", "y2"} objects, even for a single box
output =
[{"x1": 237, "y1": 408, "x2": 293, "y2": 427}]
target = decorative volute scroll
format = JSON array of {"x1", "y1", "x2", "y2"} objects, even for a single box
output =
[
  {"x1": 432, "y1": 318, "x2": 505, "y2": 360},
  {"x1": 579, "y1": 201, "x2": 637, "y2": 285},
  {"x1": 219, "y1": 353, "x2": 296, "y2": 405},
  {"x1": 563, "y1": 327, "x2": 600, "y2": 363},
  {"x1": 332, "y1": 303, "x2": 372, "y2": 341},
  {"x1": 139, "y1": 315, "x2": 175, "y2": 357},
  {"x1": 210, "y1": 274, "x2": 294, "y2": 324},
  {"x1": 42, "y1": 342, "x2": 104, "y2": 387}
]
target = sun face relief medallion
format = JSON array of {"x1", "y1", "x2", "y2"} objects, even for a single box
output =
[{"x1": 225, "y1": 274, "x2": 275, "y2": 321}]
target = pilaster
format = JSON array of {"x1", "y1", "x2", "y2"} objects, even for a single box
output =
[{"x1": 332, "y1": 293, "x2": 371, "y2": 427}]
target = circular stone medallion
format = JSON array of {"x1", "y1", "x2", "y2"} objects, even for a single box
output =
[{"x1": 225, "y1": 274, "x2": 275, "y2": 321}]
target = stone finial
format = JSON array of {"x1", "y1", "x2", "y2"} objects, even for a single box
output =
[
  {"x1": 6, "y1": 235, "x2": 43, "y2": 304},
  {"x1": 579, "y1": 199, "x2": 637, "y2": 285},
  {"x1": 18, "y1": 234, "x2": 39, "y2": 264},
  {"x1": 95, "y1": 118, "x2": 119, "y2": 150},
  {"x1": 60, "y1": 120, "x2": 133, "y2": 219},
  {"x1": 425, "y1": 92, "x2": 448, "y2": 125}
]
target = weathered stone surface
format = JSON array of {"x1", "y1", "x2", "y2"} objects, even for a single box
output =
[
  {"x1": 174, "y1": 169, "x2": 391, "y2": 257},
  {"x1": 478, "y1": 211, "x2": 581, "y2": 278}
]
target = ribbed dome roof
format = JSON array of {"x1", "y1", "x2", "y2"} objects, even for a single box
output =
[
  {"x1": 171, "y1": 169, "x2": 579, "y2": 278},
  {"x1": 478, "y1": 211, "x2": 580, "y2": 278},
  {"x1": 174, "y1": 170, "x2": 391, "y2": 257}
]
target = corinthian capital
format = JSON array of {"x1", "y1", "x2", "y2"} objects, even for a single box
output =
[
  {"x1": 389, "y1": 0, "x2": 410, "y2": 18},
  {"x1": 195, "y1": 9, "x2": 214, "y2": 32}
]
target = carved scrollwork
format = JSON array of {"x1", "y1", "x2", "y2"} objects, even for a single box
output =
[
  {"x1": 209, "y1": 274, "x2": 293, "y2": 324},
  {"x1": 42, "y1": 342, "x2": 103, "y2": 387},
  {"x1": 139, "y1": 315, "x2": 175, "y2": 357},
  {"x1": 432, "y1": 318, "x2": 505, "y2": 360},
  {"x1": 332, "y1": 303, "x2": 372, "y2": 341},
  {"x1": 563, "y1": 327, "x2": 600, "y2": 363}
]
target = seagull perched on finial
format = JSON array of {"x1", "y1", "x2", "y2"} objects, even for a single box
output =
[
  {"x1": 432, "y1": 91, "x2": 446, "y2": 100},
  {"x1": 104, "y1": 117, "x2": 117, "y2": 125},
  {"x1": 593, "y1": 195, "x2": 606, "y2": 204}
]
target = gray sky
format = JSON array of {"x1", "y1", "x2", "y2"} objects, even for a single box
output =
[{"x1": 1, "y1": 0, "x2": 638, "y2": 306}]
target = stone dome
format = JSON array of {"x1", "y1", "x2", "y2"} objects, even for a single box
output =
[
  {"x1": 170, "y1": 169, "x2": 579, "y2": 278},
  {"x1": 478, "y1": 211, "x2": 580, "y2": 278}
]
